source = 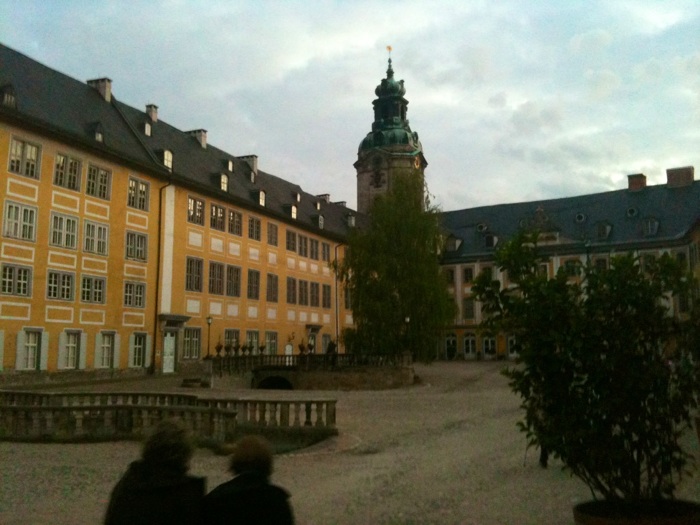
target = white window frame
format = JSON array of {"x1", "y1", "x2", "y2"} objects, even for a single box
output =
[
  {"x1": 50, "y1": 212, "x2": 78, "y2": 249},
  {"x1": 125, "y1": 231, "x2": 147, "y2": 261},
  {"x1": 9, "y1": 137, "x2": 40, "y2": 178},
  {"x1": 124, "y1": 281, "x2": 146, "y2": 308},
  {"x1": 131, "y1": 333, "x2": 147, "y2": 368},
  {"x1": 1, "y1": 263, "x2": 32, "y2": 296},
  {"x1": 98, "y1": 332, "x2": 116, "y2": 368},
  {"x1": 3, "y1": 201, "x2": 37, "y2": 241},
  {"x1": 186, "y1": 257, "x2": 203, "y2": 292},
  {"x1": 187, "y1": 196, "x2": 204, "y2": 225},
  {"x1": 86, "y1": 164, "x2": 111, "y2": 200},
  {"x1": 47, "y1": 270, "x2": 74, "y2": 301},
  {"x1": 265, "y1": 331, "x2": 278, "y2": 354},
  {"x1": 54, "y1": 153, "x2": 82, "y2": 191},
  {"x1": 183, "y1": 328, "x2": 201, "y2": 359},
  {"x1": 84, "y1": 220, "x2": 109, "y2": 255},
  {"x1": 248, "y1": 216, "x2": 261, "y2": 241},
  {"x1": 81, "y1": 275, "x2": 106, "y2": 304},
  {"x1": 127, "y1": 177, "x2": 149, "y2": 211},
  {"x1": 62, "y1": 331, "x2": 81, "y2": 369}
]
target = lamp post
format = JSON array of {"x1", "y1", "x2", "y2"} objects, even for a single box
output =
[{"x1": 206, "y1": 316, "x2": 213, "y2": 358}]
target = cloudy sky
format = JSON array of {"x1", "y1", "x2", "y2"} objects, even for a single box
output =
[{"x1": 2, "y1": 1, "x2": 699, "y2": 211}]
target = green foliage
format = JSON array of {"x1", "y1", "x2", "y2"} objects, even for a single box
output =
[
  {"x1": 473, "y1": 231, "x2": 700, "y2": 502},
  {"x1": 333, "y1": 173, "x2": 455, "y2": 362}
]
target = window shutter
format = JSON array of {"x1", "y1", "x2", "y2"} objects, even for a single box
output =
[
  {"x1": 128, "y1": 333, "x2": 135, "y2": 367},
  {"x1": 58, "y1": 331, "x2": 67, "y2": 370},
  {"x1": 145, "y1": 334, "x2": 152, "y2": 368},
  {"x1": 39, "y1": 332, "x2": 49, "y2": 370},
  {"x1": 79, "y1": 332, "x2": 87, "y2": 369},
  {"x1": 114, "y1": 334, "x2": 121, "y2": 368},
  {"x1": 94, "y1": 333, "x2": 103, "y2": 368},
  {"x1": 15, "y1": 330, "x2": 27, "y2": 370}
]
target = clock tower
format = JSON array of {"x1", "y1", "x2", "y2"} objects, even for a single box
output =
[{"x1": 355, "y1": 56, "x2": 426, "y2": 214}]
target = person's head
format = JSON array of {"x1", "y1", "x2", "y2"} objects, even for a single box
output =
[
  {"x1": 142, "y1": 419, "x2": 194, "y2": 473},
  {"x1": 229, "y1": 435, "x2": 274, "y2": 478}
]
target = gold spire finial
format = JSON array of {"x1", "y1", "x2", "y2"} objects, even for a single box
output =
[{"x1": 386, "y1": 45, "x2": 392, "y2": 54}]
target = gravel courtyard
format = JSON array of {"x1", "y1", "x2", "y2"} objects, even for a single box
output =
[{"x1": 1, "y1": 362, "x2": 698, "y2": 525}]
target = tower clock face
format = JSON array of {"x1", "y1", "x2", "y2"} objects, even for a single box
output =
[{"x1": 414, "y1": 156, "x2": 421, "y2": 169}]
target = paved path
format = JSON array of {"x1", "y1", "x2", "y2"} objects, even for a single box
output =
[{"x1": 1, "y1": 362, "x2": 698, "y2": 524}]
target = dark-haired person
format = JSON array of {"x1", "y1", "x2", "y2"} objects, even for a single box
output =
[
  {"x1": 105, "y1": 419, "x2": 206, "y2": 525},
  {"x1": 203, "y1": 435, "x2": 294, "y2": 525}
]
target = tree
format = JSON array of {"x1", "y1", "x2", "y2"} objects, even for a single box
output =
[
  {"x1": 333, "y1": 172, "x2": 455, "y2": 361},
  {"x1": 473, "y1": 231, "x2": 700, "y2": 505}
]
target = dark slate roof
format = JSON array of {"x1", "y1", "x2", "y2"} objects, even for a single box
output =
[
  {"x1": 0, "y1": 43, "x2": 355, "y2": 240},
  {"x1": 440, "y1": 180, "x2": 700, "y2": 263}
]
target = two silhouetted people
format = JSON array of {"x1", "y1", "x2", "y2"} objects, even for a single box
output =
[{"x1": 105, "y1": 421, "x2": 294, "y2": 525}]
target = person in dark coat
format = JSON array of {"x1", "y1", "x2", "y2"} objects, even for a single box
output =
[
  {"x1": 203, "y1": 435, "x2": 294, "y2": 525},
  {"x1": 105, "y1": 419, "x2": 205, "y2": 525}
]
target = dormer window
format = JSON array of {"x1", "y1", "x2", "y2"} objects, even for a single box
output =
[
  {"x1": 259, "y1": 190, "x2": 265, "y2": 207},
  {"x1": 1, "y1": 85, "x2": 16, "y2": 108},
  {"x1": 295, "y1": 192, "x2": 301, "y2": 202},
  {"x1": 642, "y1": 217, "x2": 659, "y2": 237},
  {"x1": 163, "y1": 150, "x2": 173, "y2": 171},
  {"x1": 485, "y1": 234, "x2": 498, "y2": 248},
  {"x1": 220, "y1": 174, "x2": 229, "y2": 192},
  {"x1": 347, "y1": 214, "x2": 356, "y2": 227},
  {"x1": 446, "y1": 236, "x2": 463, "y2": 252},
  {"x1": 317, "y1": 215, "x2": 324, "y2": 230},
  {"x1": 93, "y1": 122, "x2": 104, "y2": 143},
  {"x1": 228, "y1": 160, "x2": 234, "y2": 172},
  {"x1": 144, "y1": 122, "x2": 151, "y2": 137},
  {"x1": 250, "y1": 171, "x2": 256, "y2": 184},
  {"x1": 290, "y1": 205, "x2": 297, "y2": 219},
  {"x1": 597, "y1": 222, "x2": 612, "y2": 240},
  {"x1": 315, "y1": 201, "x2": 321, "y2": 211}
]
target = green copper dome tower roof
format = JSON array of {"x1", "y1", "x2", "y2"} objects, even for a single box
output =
[{"x1": 358, "y1": 57, "x2": 422, "y2": 153}]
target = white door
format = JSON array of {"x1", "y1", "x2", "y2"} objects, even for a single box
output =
[
  {"x1": 284, "y1": 343, "x2": 293, "y2": 366},
  {"x1": 162, "y1": 332, "x2": 176, "y2": 373}
]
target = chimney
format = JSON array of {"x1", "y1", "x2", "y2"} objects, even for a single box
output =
[
  {"x1": 666, "y1": 166, "x2": 694, "y2": 188},
  {"x1": 146, "y1": 104, "x2": 158, "y2": 122},
  {"x1": 187, "y1": 129, "x2": 207, "y2": 149},
  {"x1": 627, "y1": 173, "x2": 647, "y2": 191},
  {"x1": 316, "y1": 194, "x2": 331, "y2": 203},
  {"x1": 87, "y1": 78, "x2": 112, "y2": 102},
  {"x1": 238, "y1": 155, "x2": 258, "y2": 175}
]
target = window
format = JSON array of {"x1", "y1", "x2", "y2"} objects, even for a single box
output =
[
  {"x1": 125, "y1": 232, "x2": 147, "y2": 261},
  {"x1": 183, "y1": 328, "x2": 201, "y2": 359},
  {"x1": 483, "y1": 337, "x2": 497, "y2": 356},
  {"x1": 62, "y1": 331, "x2": 81, "y2": 369},
  {"x1": 163, "y1": 150, "x2": 173, "y2": 170},
  {"x1": 310, "y1": 282, "x2": 320, "y2": 307},
  {"x1": 246, "y1": 330, "x2": 259, "y2": 351},
  {"x1": 463, "y1": 297, "x2": 475, "y2": 320},
  {"x1": 3, "y1": 201, "x2": 37, "y2": 241},
  {"x1": 84, "y1": 221, "x2": 108, "y2": 255},
  {"x1": 220, "y1": 174, "x2": 228, "y2": 192},
  {"x1": 186, "y1": 257, "x2": 203, "y2": 292},
  {"x1": 464, "y1": 333, "x2": 477, "y2": 357},
  {"x1": 1, "y1": 264, "x2": 31, "y2": 296},
  {"x1": 564, "y1": 259, "x2": 581, "y2": 278},
  {"x1": 124, "y1": 281, "x2": 146, "y2": 307},
  {"x1": 188, "y1": 197, "x2": 205, "y2": 225},
  {"x1": 97, "y1": 332, "x2": 115, "y2": 368},
  {"x1": 463, "y1": 267, "x2": 474, "y2": 283},
  {"x1": 643, "y1": 218, "x2": 659, "y2": 237},
  {"x1": 50, "y1": 213, "x2": 78, "y2": 249},
  {"x1": 247, "y1": 269, "x2": 260, "y2": 299},
  {"x1": 286, "y1": 277, "x2": 297, "y2": 304},
  {"x1": 508, "y1": 336, "x2": 519, "y2": 358},
  {"x1": 317, "y1": 215, "x2": 324, "y2": 229},
  {"x1": 480, "y1": 266, "x2": 493, "y2": 280},
  {"x1": 248, "y1": 216, "x2": 261, "y2": 240},
  {"x1": 299, "y1": 280, "x2": 309, "y2": 306},
  {"x1": 310, "y1": 239, "x2": 319, "y2": 260},
  {"x1": 266, "y1": 273, "x2": 278, "y2": 302},
  {"x1": 226, "y1": 265, "x2": 241, "y2": 297},
  {"x1": 228, "y1": 210, "x2": 242, "y2": 235},
  {"x1": 268, "y1": 223, "x2": 278, "y2": 246},
  {"x1": 127, "y1": 178, "x2": 149, "y2": 210},
  {"x1": 47, "y1": 270, "x2": 74, "y2": 300},
  {"x1": 86, "y1": 164, "x2": 111, "y2": 200},
  {"x1": 290, "y1": 205, "x2": 297, "y2": 219},
  {"x1": 81, "y1": 275, "x2": 105, "y2": 303},
  {"x1": 444, "y1": 268, "x2": 455, "y2": 284},
  {"x1": 224, "y1": 329, "x2": 240, "y2": 348},
  {"x1": 322, "y1": 284, "x2": 331, "y2": 308},
  {"x1": 131, "y1": 333, "x2": 147, "y2": 367},
  {"x1": 21, "y1": 330, "x2": 41, "y2": 370},
  {"x1": 210, "y1": 204, "x2": 225, "y2": 231},
  {"x1": 54, "y1": 153, "x2": 81, "y2": 191},
  {"x1": 265, "y1": 331, "x2": 278, "y2": 354},
  {"x1": 9, "y1": 137, "x2": 40, "y2": 178},
  {"x1": 322, "y1": 242, "x2": 331, "y2": 262},
  {"x1": 286, "y1": 231, "x2": 297, "y2": 252},
  {"x1": 259, "y1": 190, "x2": 266, "y2": 206},
  {"x1": 298, "y1": 236, "x2": 308, "y2": 257},
  {"x1": 209, "y1": 262, "x2": 224, "y2": 295}
]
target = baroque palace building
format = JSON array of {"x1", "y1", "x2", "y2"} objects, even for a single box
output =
[
  {"x1": 355, "y1": 58, "x2": 700, "y2": 362},
  {"x1": 0, "y1": 43, "x2": 355, "y2": 379}
]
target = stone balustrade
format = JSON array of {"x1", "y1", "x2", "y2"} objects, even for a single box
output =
[{"x1": 0, "y1": 390, "x2": 337, "y2": 443}]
